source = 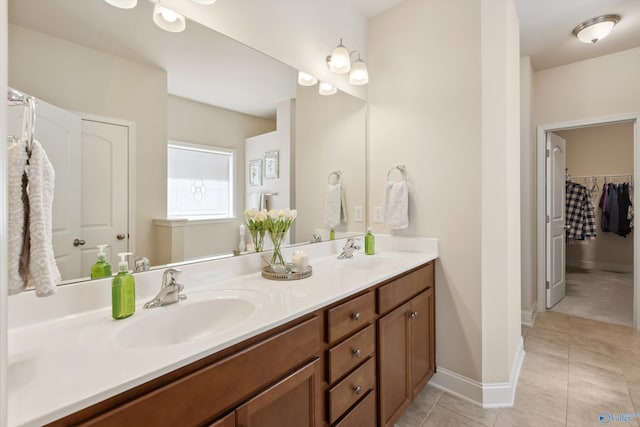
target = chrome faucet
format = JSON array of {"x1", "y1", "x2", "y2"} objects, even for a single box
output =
[
  {"x1": 310, "y1": 233, "x2": 322, "y2": 243},
  {"x1": 337, "y1": 238, "x2": 361, "y2": 259},
  {"x1": 134, "y1": 256, "x2": 150, "y2": 272},
  {"x1": 143, "y1": 268, "x2": 186, "y2": 309}
]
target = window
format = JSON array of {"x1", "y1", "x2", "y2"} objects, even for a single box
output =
[{"x1": 167, "y1": 142, "x2": 235, "y2": 219}]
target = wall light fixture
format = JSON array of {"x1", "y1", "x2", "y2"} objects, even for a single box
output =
[
  {"x1": 572, "y1": 15, "x2": 620, "y2": 44},
  {"x1": 326, "y1": 38, "x2": 369, "y2": 85},
  {"x1": 103, "y1": 0, "x2": 217, "y2": 33}
]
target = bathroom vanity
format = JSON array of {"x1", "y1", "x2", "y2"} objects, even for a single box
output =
[{"x1": 8, "y1": 238, "x2": 438, "y2": 427}]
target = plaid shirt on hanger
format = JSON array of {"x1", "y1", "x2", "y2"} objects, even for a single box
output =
[{"x1": 566, "y1": 181, "x2": 597, "y2": 240}]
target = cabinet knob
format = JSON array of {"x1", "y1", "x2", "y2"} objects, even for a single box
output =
[
  {"x1": 353, "y1": 385, "x2": 362, "y2": 395},
  {"x1": 353, "y1": 349, "x2": 362, "y2": 358},
  {"x1": 409, "y1": 311, "x2": 418, "y2": 319},
  {"x1": 352, "y1": 312, "x2": 361, "y2": 321}
]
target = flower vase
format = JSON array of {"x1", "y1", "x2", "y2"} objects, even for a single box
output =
[
  {"x1": 268, "y1": 230, "x2": 286, "y2": 267},
  {"x1": 250, "y1": 229, "x2": 265, "y2": 252}
]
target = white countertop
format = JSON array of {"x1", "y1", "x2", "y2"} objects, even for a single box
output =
[{"x1": 7, "y1": 236, "x2": 438, "y2": 427}]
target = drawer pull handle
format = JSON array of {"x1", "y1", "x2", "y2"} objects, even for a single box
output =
[
  {"x1": 352, "y1": 312, "x2": 361, "y2": 321},
  {"x1": 353, "y1": 349, "x2": 362, "y2": 358},
  {"x1": 353, "y1": 385, "x2": 362, "y2": 395},
  {"x1": 409, "y1": 311, "x2": 418, "y2": 319}
]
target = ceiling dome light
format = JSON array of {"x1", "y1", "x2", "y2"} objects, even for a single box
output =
[
  {"x1": 318, "y1": 82, "x2": 337, "y2": 96},
  {"x1": 153, "y1": 2, "x2": 186, "y2": 32},
  {"x1": 103, "y1": 0, "x2": 137, "y2": 9},
  {"x1": 572, "y1": 15, "x2": 620, "y2": 44},
  {"x1": 349, "y1": 55, "x2": 369, "y2": 85},
  {"x1": 327, "y1": 39, "x2": 351, "y2": 74},
  {"x1": 191, "y1": 0, "x2": 217, "y2": 4},
  {"x1": 298, "y1": 71, "x2": 318, "y2": 86}
]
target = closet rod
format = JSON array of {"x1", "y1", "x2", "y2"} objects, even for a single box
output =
[{"x1": 570, "y1": 174, "x2": 633, "y2": 179}]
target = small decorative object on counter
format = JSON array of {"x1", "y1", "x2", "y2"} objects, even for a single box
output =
[
  {"x1": 292, "y1": 250, "x2": 309, "y2": 270},
  {"x1": 239, "y1": 224, "x2": 247, "y2": 252},
  {"x1": 330, "y1": 227, "x2": 335, "y2": 240},
  {"x1": 365, "y1": 228, "x2": 375, "y2": 255},
  {"x1": 244, "y1": 208, "x2": 268, "y2": 252},
  {"x1": 112, "y1": 252, "x2": 135, "y2": 320},
  {"x1": 91, "y1": 244, "x2": 112, "y2": 279}
]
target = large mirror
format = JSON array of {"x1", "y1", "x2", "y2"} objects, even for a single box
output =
[{"x1": 7, "y1": 0, "x2": 366, "y2": 284}]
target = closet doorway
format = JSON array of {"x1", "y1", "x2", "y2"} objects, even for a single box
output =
[{"x1": 536, "y1": 114, "x2": 640, "y2": 330}]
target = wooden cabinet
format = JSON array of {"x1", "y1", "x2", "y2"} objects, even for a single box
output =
[
  {"x1": 236, "y1": 359, "x2": 320, "y2": 427},
  {"x1": 378, "y1": 286, "x2": 435, "y2": 427},
  {"x1": 51, "y1": 261, "x2": 435, "y2": 427}
]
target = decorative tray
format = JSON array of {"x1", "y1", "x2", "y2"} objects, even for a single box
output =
[{"x1": 261, "y1": 264, "x2": 312, "y2": 281}]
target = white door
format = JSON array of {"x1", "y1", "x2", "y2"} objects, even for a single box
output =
[
  {"x1": 546, "y1": 132, "x2": 567, "y2": 308},
  {"x1": 8, "y1": 99, "x2": 82, "y2": 280},
  {"x1": 80, "y1": 120, "x2": 129, "y2": 275}
]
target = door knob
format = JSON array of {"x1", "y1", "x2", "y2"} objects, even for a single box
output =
[
  {"x1": 564, "y1": 224, "x2": 571, "y2": 230},
  {"x1": 116, "y1": 233, "x2": 126, "y2": 240},
  {"x1": 73, "y1": 238, "x2": 86, "y2": 247}
]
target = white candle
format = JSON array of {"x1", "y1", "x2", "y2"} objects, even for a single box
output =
[{"x1": 240, "y1": 224, "x2": 245, "y2": 236}]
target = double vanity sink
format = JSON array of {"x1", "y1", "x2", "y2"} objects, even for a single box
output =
[{"x1": 8, "y1": 237, "x2": 438, "y2": 427}]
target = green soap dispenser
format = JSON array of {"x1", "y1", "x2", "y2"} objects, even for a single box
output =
[
  {"x1": 365, "y1": 228, "x2": 375, "y2": 255},
  {"x1": 91, "y1": 244, "x2": 112, "y2": 280},
  {"x1": 112, "y1": 252, "x2": 135, "y2": 320},
  {"x1": 329, "y1": 227, "x2": 335, "y2": 240}
]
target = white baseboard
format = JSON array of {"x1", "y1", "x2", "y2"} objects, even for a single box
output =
[
  {"x1": 521, "y1": 301, "x2": 537, "y2": 327},
  {"x1": 430, "y1": 338, "x2": 525, "y2": 408},
  {"x1": 566, "y1": 259, "x2": 633, "y2": 273}
]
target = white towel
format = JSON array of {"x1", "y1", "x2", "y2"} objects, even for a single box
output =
[
  {"x1": 323, "y1": 183, "x2": 348, "y2": 227},
  {"x1": 383, "y1": 180, "x2": 409, "y2": 229},
  {"x1": 25, "y1": 140, "x2": 61, "y2": 296},
  {"x1": 8, "y1": 141, "x2": 29, "y2": 294}
]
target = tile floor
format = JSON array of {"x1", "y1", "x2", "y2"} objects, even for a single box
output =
[
  {"x1": 551, "y1": 268, "x2": 633, "y2": 327},
  {"x1": 396, "y1": 311, "x2": 640, "y2": 426}
]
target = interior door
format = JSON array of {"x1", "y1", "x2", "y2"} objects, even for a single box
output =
[
  {"x1": 80, "y1": 120, "x2": 129, "y2": 275},
  {"x1": 8, "y1": 98, "x2": 82, "y2": 280},
  {"x1": 546, "y1": 132, "x2": 567, "y2": 308}
]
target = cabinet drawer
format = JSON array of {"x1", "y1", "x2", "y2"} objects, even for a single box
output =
[
  {"x1": 377, "y1": 262, "x2": 433, "y2": 314},
  {"x1": 328, "y1": 324, "x2": 375, "y2": 383},
  {"x1": 327, "y1": 357, "x2": 376, "y2": 424},
  {"x1": 334, "y1": 390, "x2": 376, "y2": 427},
  {"x1": 81, "y1": 316, "x2": 321, "y2": 427},
  {"x1": 327, "y1": 292, "x2": 375, "y2": 344}
]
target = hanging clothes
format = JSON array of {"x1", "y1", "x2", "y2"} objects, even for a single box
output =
[
  {"x1": 617, "y1": 183, "x2": 633, "y2": 237},
  {"x1": 598, "y1": 181, "x2": 634, "y2": 237},
  {"x1": 566, "y1": 181, "x2": 597, "y2": 240},
  {"x1": 599, "y1": 183, "x2": 610, "y2": 231},
  {"x1": 607, "y1": 184, "x2": 620, "y2": 233}
]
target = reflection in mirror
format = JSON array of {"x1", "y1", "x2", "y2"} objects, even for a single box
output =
[{"x1": 7, "y1": 0, "x2": 367, "y2": 285}]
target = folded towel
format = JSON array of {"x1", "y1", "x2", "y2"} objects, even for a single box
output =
[
  {"x1": 323, "y1": 183, "x2": 342, "y2": 227},
  {"x1": 383, "y1": 180, "x2": 409, "y2": 229},
  {"x1": 8, "y1": 140, "x2": 29, "y2": 294},
  {"x1": 26, "y1": 140, "x2": 60, "y2": 296}
]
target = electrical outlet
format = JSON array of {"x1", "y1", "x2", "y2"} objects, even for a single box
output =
[
  {"x1": 354, "y1": 206, "x2": 364, "y2": 222},
  {"x1": 373, "y1": 206, "x2": 383, "y2": 223}
]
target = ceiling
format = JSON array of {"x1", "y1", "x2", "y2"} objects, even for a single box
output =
[
  {"x1": 8, "y1": 0, "x2": 297, "y2": 120},
  {"x1": 515, "y1": 0, "x2": 640, "y2": 70}
]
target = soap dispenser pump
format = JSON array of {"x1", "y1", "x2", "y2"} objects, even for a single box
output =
[
  {"x1": 91, "y1": 244, "x2": 112, "y2": 280},
  {"x1": 112, "y1": 252, "x2": 135, "y2": 320}
]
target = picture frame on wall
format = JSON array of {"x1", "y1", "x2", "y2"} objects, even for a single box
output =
[
  {"x1": 249, "y1": 159, "x2": 262, "y2": 186},
  {"x1": 264, "y1": 151, "x2": 279, "y2": 179}
]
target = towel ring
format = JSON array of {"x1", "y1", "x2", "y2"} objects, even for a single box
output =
[
  {"x1": 387, "y1": 165, "x2": 407, "y2": 182},
  {"x1": 328, "y1": 170, "x2": 342, "y2": 185}
]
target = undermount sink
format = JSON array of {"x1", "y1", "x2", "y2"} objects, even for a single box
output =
[
  {"x1": 338, "y1": 254, "x2": 396, "y2": 270},
  {"x1": 112, "y1": 290, "x2": 267, "y2": 350}
]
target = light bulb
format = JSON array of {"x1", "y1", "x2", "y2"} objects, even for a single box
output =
[
  {"x1": 328, "y1": 40, "x2": 351, "y2": 74},
  {"x1": 349, "y1": 59, "x2": 369, "y2": 85},
  {"x1": 297, "y1": 71, "x2": 318, "y2": 86},
  {"x1": 153, "y1": 3, "x2": 186, "y2": 32},
  {"x1": 161, "y1": 8, "x2": 178, "y2": 23},
  {"x1": 103, "y1": 0, "x2": 137, "y2": 9},
  {"x1": 319, "y1": 82, "x2": 337, "y2": 96}
]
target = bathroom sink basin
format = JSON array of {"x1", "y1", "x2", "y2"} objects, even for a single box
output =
[
  {"x1": 338, "y1": 255, "x2": 397, "y2": 270},
  {"x1": 112, "y1": 290, "x2": 266, "y2": 350}
]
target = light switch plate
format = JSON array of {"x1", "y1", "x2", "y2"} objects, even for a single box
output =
[
  {"x1": 354, "y1": 206, "x2": 364, "y2": 222},
  {"x1": 373, "y1": 206, "x2": 383, "y2": 223}
]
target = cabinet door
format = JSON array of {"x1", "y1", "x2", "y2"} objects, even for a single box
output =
[
  {"x1": 409, "y1": 288, "x2": 435, "y2": 396},
  {"x1": 377, "y1": 301, "x2": 411, "y2": 427},
  {"x1": 236, "y1": 359, "x2": 319, "y2": 427}
]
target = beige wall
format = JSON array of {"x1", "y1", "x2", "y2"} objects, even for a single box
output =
[
  {"x1": 8, "y1": 24, "x2": 167, "y2": 265},
  {"x1": 295, "y1": 85, "x2": 367, "y2": 242},
  {"x1": 368, "y1": 0, "x2": 521, "y2": 389},
  {"x1": 167, "y1": 95, "x2": 276, "y2": 261},
  {"x1": 558, "y1": 123, "x2": 634, "y2": 270},
  {"x1": 520, "y1": 57, "x2": 536, "y2": 316}
]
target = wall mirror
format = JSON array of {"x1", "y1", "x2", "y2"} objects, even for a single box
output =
[{"x1": 7, "y1": 0, "x2": 367, "y2": 285}]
